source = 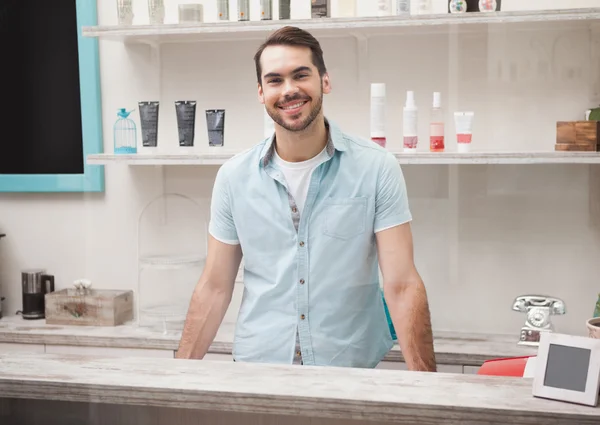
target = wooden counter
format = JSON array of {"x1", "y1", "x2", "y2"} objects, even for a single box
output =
[
  {"x1": 0, "y1": 352, "x2": 598, "y2": 425},
  {"x1": 0, "y1": 315, "x2": 537, "y2": 366}
]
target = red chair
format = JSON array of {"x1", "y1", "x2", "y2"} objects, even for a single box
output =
[{"x1": 477, "y1": 355, "x2": 537, "y2": 377}]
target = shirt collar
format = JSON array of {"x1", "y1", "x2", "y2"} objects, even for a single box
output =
[{"x1": 259, "y1": 117, "x2": 347, "y2": 168}]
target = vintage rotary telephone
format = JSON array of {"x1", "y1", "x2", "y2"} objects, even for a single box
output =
[{"x1": 512, "y1": 295, "x2": 566, "y2": 346}]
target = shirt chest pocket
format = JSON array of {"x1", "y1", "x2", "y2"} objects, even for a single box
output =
[{"x1": 322, "y1": 197, "x2": 368, "y2": 240}]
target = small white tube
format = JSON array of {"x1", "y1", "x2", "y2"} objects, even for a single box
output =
[
  {"x1": 370, "y1": 83, "x2": 386, "y2": 147},
  {"x1": 454, "y1": 112, "x2": 474, "y2": 153}
]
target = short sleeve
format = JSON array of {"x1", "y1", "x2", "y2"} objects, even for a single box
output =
[
  {"x1": 374, "y1": 152, "x2": 412, "y2": 233},
  {"x1": 208, "y1": 166, "x2": 240, "y2": 245}
]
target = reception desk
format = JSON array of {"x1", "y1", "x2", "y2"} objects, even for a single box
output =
[{"x1": 0, "y1": 352, "x2": 599, "y2": 424}]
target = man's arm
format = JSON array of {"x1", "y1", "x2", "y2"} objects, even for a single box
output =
[
  {"x1": 373, "y1": 152, "x2": 435, "y2": 372},
  {"x1": 176, "y1": 235, "x2": 242, "y2": 359},
  {"x1": 376, "y1": 222, "x2": 436, "y2": 372},
  {"x1": 176, "y1": 161, "x2": 241, "y2": 360}
]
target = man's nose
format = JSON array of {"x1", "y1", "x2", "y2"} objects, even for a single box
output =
[{"x1": 282, "y1": 79, "x2": 299, "y2": 97}]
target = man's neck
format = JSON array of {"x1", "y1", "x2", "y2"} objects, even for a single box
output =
[{"x1": 274, "y1": 116, "x2": 328, "y2": 163}]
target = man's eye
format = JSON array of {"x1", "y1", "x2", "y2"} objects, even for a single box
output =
[
  {"x1": 268, "y1": 78, "x2": 282, "y2": 84},
  {"x1": 296, "y1": 74, "x2": 308, "y2": 79}
]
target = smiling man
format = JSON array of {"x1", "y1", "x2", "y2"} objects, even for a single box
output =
[{"x1": 176, "y1": 26, "x2": 436, "y2": 371}]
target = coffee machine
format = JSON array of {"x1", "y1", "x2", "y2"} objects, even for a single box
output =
[{"x1": 18, "y1": 269, "x2": 55, "y2": 320}]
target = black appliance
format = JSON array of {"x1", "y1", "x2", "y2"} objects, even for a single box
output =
[{"x1": 17, "y1": 269, "x2": 54, "y2": 320}]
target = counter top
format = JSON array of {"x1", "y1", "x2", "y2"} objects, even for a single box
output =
[
  {"x1": 0, "y1": 315, "x2": 537, "y2": 366},
  {"x1": 0, "y1": 352, "x2": 598, "y2": 424}
]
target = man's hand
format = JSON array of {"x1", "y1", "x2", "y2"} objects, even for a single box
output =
[{"x1": 376, "y1": 222, "x2": 436, "y2": 372}]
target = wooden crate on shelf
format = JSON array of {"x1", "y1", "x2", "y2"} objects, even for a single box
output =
[
  {"x1": 45, "y1": 289, "x2": 134, "y2": 326},
  {"x1": 555, "y1": 121, "x2": 600, "y2": 151}
]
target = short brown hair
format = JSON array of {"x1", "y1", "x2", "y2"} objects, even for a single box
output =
[{"x1": 253, "y1": 26, "x2": 327, "y2": 84}]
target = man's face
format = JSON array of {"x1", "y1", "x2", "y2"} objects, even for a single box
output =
[{"x1": 258, "y1": 45, "x2": 331, "y2": 132}]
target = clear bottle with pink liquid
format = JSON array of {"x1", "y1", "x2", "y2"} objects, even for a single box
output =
[
  {"x1": 370, "y1": 83, "x2": 387, "y2": 148},
  {"x1": 429, "y1": 92, "x2": 445, "y2": 152},
  {"x1": 403, "y1": 91, "x2": 418, "y2": 152}
]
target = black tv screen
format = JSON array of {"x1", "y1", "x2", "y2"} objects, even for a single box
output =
[{"x1": 0, "y1": 0, "x2": 84, "y2": 175}]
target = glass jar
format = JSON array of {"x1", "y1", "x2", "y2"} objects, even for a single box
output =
[
  {"x1": 449, "y1": 0, "x2": 467, "y2": 13},
  {"x1": 113, "y1": 108, "x2": 137, "y2": 154},
  {"x1": 137, "y1": 193, "x2": 208, "y2": 333},
  {"x1": 479, "y1": 0, "x2": 497, "y2": 12},
  {"x1": 148, "y1": 0, "x2": 165, "y2": 24},
  {"x1": 116, "y1": 0, "x2": 134, "y2": 25}
]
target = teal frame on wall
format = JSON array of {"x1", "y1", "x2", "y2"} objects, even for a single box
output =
[{"x1": 0, "y1": 0, "x2": 104, "y2": 192}]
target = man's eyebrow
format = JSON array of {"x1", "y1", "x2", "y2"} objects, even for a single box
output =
[{"x1": 263, "y1": 66, "x2": 313, "y2": 79}]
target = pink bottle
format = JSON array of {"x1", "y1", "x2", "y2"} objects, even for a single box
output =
[{"x1": 430, "y1": 92, "x2": 445, "y2": 152}]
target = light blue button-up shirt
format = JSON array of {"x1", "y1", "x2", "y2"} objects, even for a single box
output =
[{"x1": 209, "y1": 118, "x2": 412, "y2": 368}]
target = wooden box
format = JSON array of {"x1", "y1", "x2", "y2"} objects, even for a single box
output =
[
  {"x1": 45, "y1": 289, "x2": 134, "y2": 326},
  {"x1": 555, "y1": 121, "x2": 600, "y2": 151}
]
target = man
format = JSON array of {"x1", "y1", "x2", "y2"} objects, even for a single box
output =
[{"x1": 176, "y1": 26, "x2": 436, "y2": 371}]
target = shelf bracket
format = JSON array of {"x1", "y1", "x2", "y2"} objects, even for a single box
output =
[
  {"x1": 155, "y1": 164, "x2": 168, "y2": 225},
  {"x1": 149, "y1": 41, "x2": 162, "y2": 95},
  {"x1": 350, "y1": 31, "x2": 369, "y2": 88},
  {"x1": 148, "y1": 41, "x2": 167, "y2": 221},
  {"x1": 590, "y1": 23, "x2": 600, "y2": 104}
]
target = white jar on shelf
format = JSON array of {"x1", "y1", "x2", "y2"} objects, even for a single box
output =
[
  {"x1": 449, "y1": 0, "x2": 467, "y2": 13},
  {"x1": 478, "y1": 0, "x2": 496, "y2": 12},
  {"x1": 136, "y1": 193, "x2": 208, "y2": 333},
  {"x1": 377, "y1": 0, "x2": 391, "y2": 16},
  {"x1": 414, "y1": 0, "x2": 431, "y2": 14},
  {"x1": 396, "y1": 0, "x2": 410, "y2": 15}
]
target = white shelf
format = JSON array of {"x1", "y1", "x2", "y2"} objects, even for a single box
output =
[
  {"x1": 394, "y1": 151, "x2": 600, "y2": 164},
  {"x1": 81, "y1": 8, "x2": 600, "y2": 44},
  {"x1": 139, "y1": 254, "x2": 206, "y2": 270},
  {"x1": 88, "y1": 152, "x2": 237, "y2": 165},
  {"x1": 88, "y1": 151, "x2": 600, "y2": 165}
]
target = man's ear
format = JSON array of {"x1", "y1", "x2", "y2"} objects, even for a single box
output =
[
  {"x1": 322, "y1": 73, "x2": 332, "y2": 94},
  {"x1": 258, "y1": 82, "x2": 265, "y2": 104}
]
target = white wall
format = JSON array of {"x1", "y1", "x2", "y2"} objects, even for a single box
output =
[{"x1": 1, "y1": 0, "x2": 600, "y2": 340}]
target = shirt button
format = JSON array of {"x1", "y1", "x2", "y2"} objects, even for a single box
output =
[
  {"x1": 296, "y1": 351, "x2": 301, "y2": 356},
  {"x1": 292, "y1": 206, "x2": 298, "y2": 213},
  {"x1": 300, "y1": 314, "x2": 305, "y2": 320},
  {"x1": 299, "y1": 241, "x2": 305, "y2": 247},
  {"x1": 299, "y1": 279, "x2": 305, "y2": 284}
]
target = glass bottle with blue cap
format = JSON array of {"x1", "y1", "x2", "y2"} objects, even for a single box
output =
[{"x1": 114, "y1": 108, "x2": 137, "y2": 154}]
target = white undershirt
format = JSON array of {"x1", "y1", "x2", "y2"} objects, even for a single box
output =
[{"x1": 273, "y1": 146, "x2": 330, "y2": 215}]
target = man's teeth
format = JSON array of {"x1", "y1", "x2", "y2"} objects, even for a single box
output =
[{"x1": 282, "y1": 101, "x2": 305, "y2": 110}]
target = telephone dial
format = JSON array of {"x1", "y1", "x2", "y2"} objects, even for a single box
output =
[{"x1": 512, "y1": 295, "x2": 566, "y2": 346}]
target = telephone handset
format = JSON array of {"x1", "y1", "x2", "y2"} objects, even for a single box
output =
[{"x1": 512, "y1": 295, "x2": 566, "y2": 346}]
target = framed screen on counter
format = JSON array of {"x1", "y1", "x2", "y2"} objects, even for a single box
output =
[{"x1": 533, "y1": 332, "x2": 600, "y2": 407}]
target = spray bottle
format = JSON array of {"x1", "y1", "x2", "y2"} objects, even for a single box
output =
[
  {"x1": 430, "y1": 92, "x2": 445, "y2": 152},
  {"x1": 403, "y1": 91, "x2": 418, "y2": 152}
]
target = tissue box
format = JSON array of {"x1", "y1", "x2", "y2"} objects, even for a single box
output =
[
  {"x1": 45, "y1": 289, "x2": 134, "y2": 326},
  {"x1": 555, "y1": 121, "x2": 600, "y2": 151}
]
